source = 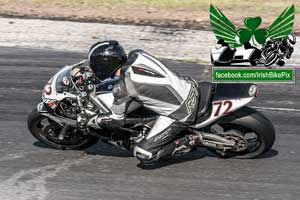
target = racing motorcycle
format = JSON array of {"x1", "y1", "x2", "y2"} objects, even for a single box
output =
[
  {"x1": 256, "y1": 34, "x2": 296, "y2": 67},
  {"x1": 27, "y1": 63, "x2": 275, "y2": 159},
  {"x1": 211, "y1": 33, "x2": 296, "y2": 67}
]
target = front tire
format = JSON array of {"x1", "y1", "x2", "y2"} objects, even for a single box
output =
[
  {"x1": 250, "y1": 60, "x2": 257, "y2": 66},
  {"x1": 27, "y1": 108, "x2": 99, "y2": 150},
  {"x1": 264, "y1": 53, "x2": 279, "y2": 67}
]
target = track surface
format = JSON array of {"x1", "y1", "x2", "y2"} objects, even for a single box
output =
[{"x1": 0, "y1": 47, "x2": 300, "y2": 200}]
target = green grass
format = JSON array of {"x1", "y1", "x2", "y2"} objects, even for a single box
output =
[
  {"x1": 188, "y1": 58, "x2": 210, "y2": 65},
  {"x1": 0, "y1": 0, "x2": 298, "y2": 31}
]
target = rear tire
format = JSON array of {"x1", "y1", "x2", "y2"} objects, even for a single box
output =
[
  {"x1": 27, "y1": 108, "x2": 99, "y2": 150},
  {"x1": 213, "y1": 61, "x2": 231, "y2": 66},
  {"x1": 208, "y1": 107, "x2": 275, "y2": 158},
  {"x1": 277, "y1": 60, "x2": 285, "y2": 66}
]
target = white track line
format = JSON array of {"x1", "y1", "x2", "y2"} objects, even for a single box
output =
[
  {"x1": 0, "y1": 156, "x2": 93, "y2": 200},
  {"x1": 252, "y1": 106, "x2": 300, "y2": 112}
]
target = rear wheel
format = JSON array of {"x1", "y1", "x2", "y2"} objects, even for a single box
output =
[
  {"x1": 213, "y1": 61, "x2": 231, "y2": 66},
  {"x1": 250, "y1": 60, "x2": 257, "y2": 66},
  {"x1": 277, "y1": 60, "x2": 285, "y2": 66},
  {"x1": 211, "y1": 55, "x2": 231, "y2": 66},
  {"x1": 27, "y1": 108, "x2": 99, "y2": 150},
  {"x1": 207, "y1": 107, "x2": 275, "y2": 158},
  {"x1": 209, "y1": 124, "x2": 270, "y2": 158}
]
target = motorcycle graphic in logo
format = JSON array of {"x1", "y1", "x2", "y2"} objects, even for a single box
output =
[{"x1": 210, "y1": 4, "x2": 296, "y2": 67}]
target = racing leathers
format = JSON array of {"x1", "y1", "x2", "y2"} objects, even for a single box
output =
[{"x1": 103, "y1": 50, "x2": 200, "y2": 162}]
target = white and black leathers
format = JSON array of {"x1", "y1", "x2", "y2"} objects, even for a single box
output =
[{"x1": 109, "y1": 50, "x2": 200, "y2": 161}]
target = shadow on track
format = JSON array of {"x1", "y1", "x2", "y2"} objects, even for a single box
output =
[
  {"x1": 138, "y1": 148, "x2": 279, "y2": 170},
  {"x1": 33, "y1": 141, "x2": 278, "y2": 169},
  {"x1": 33, "y1": 140, "x2": 132, "y2": 157},
  {"x1": 255, "y1": 149, "x2": 279, "y2": 159}
]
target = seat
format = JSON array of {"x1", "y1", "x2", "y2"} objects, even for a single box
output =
[{"x1": 197, "y1": 82, "x2": 212, "y2": 118}]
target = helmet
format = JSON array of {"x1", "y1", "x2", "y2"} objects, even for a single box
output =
[
  {"x1": 88, "y1": 40, "x2": 127, "y2": 80},
  {"x1": 288, "y1": 33, "x2": 296, "y2": 45}
]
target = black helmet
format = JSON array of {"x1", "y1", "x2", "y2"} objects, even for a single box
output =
[{"x1": 88, "y1": 40, "x2": 127, "y2": 80}]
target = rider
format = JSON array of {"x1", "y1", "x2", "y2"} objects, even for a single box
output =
[{"x1": 80, "y1": 40, "x2": 201, "y2": 164}]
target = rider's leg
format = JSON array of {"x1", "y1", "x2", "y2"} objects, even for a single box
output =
[
  {"x1": 132, "y1": 115, "x2": 202, "y2": 164},
  {"x1": 133, "y1": 116, "x2": 180, "y2": 162}
]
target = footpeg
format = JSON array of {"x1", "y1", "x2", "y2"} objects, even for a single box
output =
[{"x1": 172, "y1": 133, "x2": 202, "y2": 155}]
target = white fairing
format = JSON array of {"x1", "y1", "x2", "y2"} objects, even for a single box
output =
[
  {"x1": 42, "y1": 66, "x2": 75, "y2": 101},
  {"x1": 211, "y1": 46, "x2": 256, "y2": 62},
  {"x1": 211, "y1": 46, "x2": 227, "y2": 61},
  {"x1": 234, "y1": 48, "x2": 255, "y2": 60},
  {"x1": 192, "y1": 97, "x2": 254, "y2": 128}
]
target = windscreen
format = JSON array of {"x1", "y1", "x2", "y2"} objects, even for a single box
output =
[{"x1": 55, "y1": 66, "x2": 79, "y2": 93}]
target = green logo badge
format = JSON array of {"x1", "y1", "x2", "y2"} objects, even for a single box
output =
[{"x1": 210, "y1": 4, "x2": 295, "y2": 48}]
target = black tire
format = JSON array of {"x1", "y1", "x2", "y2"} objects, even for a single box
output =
[
  {"x1": 211, "y1": 53, "x2": 231, "y2": 66},
  {"x1": 213, "y1": 61, "x2": 231, "y2": 66},
  {"x1": 250, "y1": 60, "x2": 257, "y2": 66},
  {"x1": 264, "y1": 53, "x2": 279, "y2": 67},
  {"x1": 277, "y1": 60, "x2": 285, "y2": 66},
  {"x1": 209, "y1": 107, "x2": 275, "y2": 159},
  {"x1": 27, "y1": 108, "x2": 99, "y2": 150}
]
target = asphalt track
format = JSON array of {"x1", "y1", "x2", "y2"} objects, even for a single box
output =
[{"x1": 0, "y1": 47, "x2": 300, "y2": 200}]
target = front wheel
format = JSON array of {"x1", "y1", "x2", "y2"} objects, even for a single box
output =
[
  {"x1": 264, "y1": 53, "x2": 279, "y2": 67},
  {"x1": 27, "y1": 108, "x2": 99, "y2": 150},
  {"x1": 208, "y1": 107, "x2": 276, "y2": 158}
]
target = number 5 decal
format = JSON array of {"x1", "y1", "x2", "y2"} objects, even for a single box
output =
[
  {"x1": 43, "y1": 79, "x2": 53, "y2": 95},
  {"x1": 213, "y1": 100, "x2": 233, "y2": 117}
]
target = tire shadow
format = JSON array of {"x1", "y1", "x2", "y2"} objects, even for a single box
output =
[
  {"x1": 256, "y1": 149, "x2": 279, "y2": 159},
  {"x1": 137, "y1": 149, "x2": 210, "y2": 170},
  {"x1": 32, "y1": 140, "x2": 132, "y2": 157},
  {"x1": 85, "y1": 140, "x2": 132, "y2": 157},
  {"x1": 138, "y1": 148, "x2": 279, "y2": 170},
  {"x1": 33, "y1": 141, "x2": 278, "y2": 169}
]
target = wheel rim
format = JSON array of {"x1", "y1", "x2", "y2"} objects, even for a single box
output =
[
  {"x1": 209, "y1": 124, "x2": 263, "y2": 157},
  {"x1": 243, "y1": 131, "x2": 261, "y2": 153},
  {"x1": 33, "y1": 116, "x2": 90, "y2": 146}
]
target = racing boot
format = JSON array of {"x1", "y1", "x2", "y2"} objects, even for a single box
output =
[
  {"x1": 140, "y1": 142, "x2": 177, "y2": 166},
  {"x1": 139, "y1": 133, "x2": 202, "y2": 166}
]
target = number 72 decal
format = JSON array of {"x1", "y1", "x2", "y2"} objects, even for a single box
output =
[{"x1": 213, "y1": 100, "x2": 233, "y2": 117}]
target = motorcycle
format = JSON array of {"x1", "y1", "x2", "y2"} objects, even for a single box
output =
[
  {"x1": 27, "y1": 63, "x2": 275, "y2": 159},
  {"x1": 211, "y1": 33, "x2": 296, "y2": 67},
  {"x1": 256, "y1": 35, "x2": 296, "y2": 67},
  {"x1": 211, "y1": 41, "x2": 261, "y2": 67}
]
